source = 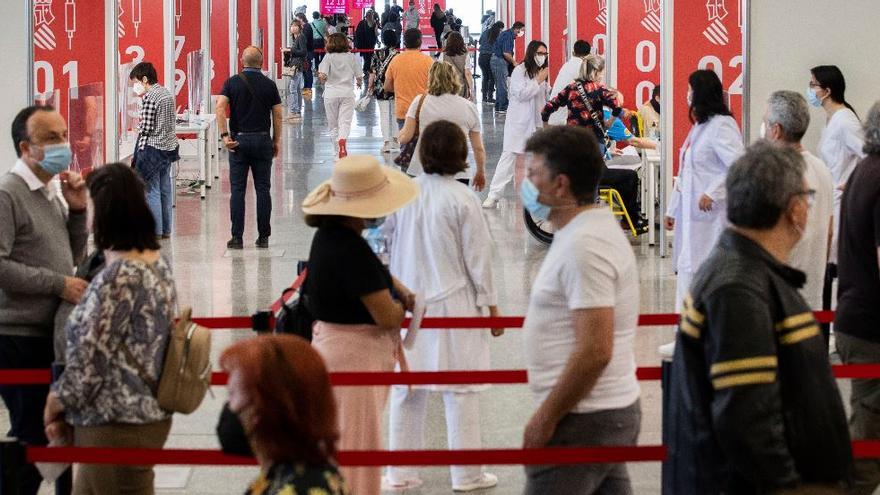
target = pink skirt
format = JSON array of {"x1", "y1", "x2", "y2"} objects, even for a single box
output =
[{"x1": 312, "y1": 321, "x2": 397, "y2": 495}]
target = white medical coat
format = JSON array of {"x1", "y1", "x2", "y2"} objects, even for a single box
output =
[
  {"x1": 547, "y1": 57, "x2": 583, "y2": 125},
  {"x1": 383, "y1": 174, "x2": 498, "y2": 391},
  {"x1": 667, "y1": 115, "x2": 744, "y2": 276},
  {"x1": 502, "y1": 64, "x2": 549, "y2": 153}
]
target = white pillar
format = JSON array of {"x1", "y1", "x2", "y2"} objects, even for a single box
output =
[
  {"x1": 202, "y1": 0, "x2": 211, "y2": 108},
  {"x1": 0, "y1": 0, "x2": 32, "y2": 167},
  {"x1": 106, "y1": 0, "x2": 119, "y2": 163},
  {"x1": 541, "y1": 0, "x2": 549, "y2": 44},
  {"x1": 229, "y1": 0, "x2": 238, "y2": 75},
  {"x1": 565, "y1": 0, "x2": 575, "y2": 58},
  {"x1": 164, "y1": 0, "x2": 176, "y2": 89},
  {"x1": 605, "y1": 0, "x2": 618, "y2": 87},
  {"x1": 659, "y1": 0, "x2": 674, "y2": 257},
  {"x1": 252, "y1": 0, "x2": 259, "y2": 46},
  {"x1": 268, "y1": 0, "x2": 275, "y2": 77},
  {"x1": 525, "y1": 0, "x2": 532, "y2": 42}
]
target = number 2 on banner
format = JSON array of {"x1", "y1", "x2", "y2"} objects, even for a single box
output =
[{"x1": 698, "y1": 55, "x2": 743, "y2": 95}]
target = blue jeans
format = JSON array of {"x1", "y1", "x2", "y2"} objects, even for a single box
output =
[
  {"x1": 229, "y1": 132, "x2": 273, "y2": 239},
  {"x1": 287, "y1": 72, "x2": 304, "y2": 113},
  {"x1": 490, "y1": 55, "x2": 510, "y2": 111},
  {"x1": 145, "y1": 162, "x2": 173, "y2": 235}
]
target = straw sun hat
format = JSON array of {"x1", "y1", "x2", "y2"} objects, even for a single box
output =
[{"x1": 301, "y1": 155, "x2": 419, "y2": 218}]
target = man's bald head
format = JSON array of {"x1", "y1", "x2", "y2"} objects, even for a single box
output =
[{"x1": 242, "y1": 46, "x2": 263, "y2": 68}]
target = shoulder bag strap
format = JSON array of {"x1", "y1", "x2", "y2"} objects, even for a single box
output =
[
  {"x1": 575, "y1": 83, "x2": 611, "y2": 146},
  {"x1": 238, "y1": 73, "x2": 270, "y2": 114},
  {"x1": 414, "y1": 93, "x2": 428, "y2": 139}
]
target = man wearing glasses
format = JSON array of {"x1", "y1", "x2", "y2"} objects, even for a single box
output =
[
  {"x1": 666, "y1": 141, "x2": 852, "y2": 493},
  {"x1": 761, "y1": 90, "x2": 834, "y2": 341}
]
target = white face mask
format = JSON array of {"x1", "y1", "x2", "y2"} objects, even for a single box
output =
[
  {"x1": 132, "y1": 81, "x2": 146, "y2": 96},
  {"x1": 516, "y1": 30, "x2": 525, "y2": 38},
  {"x1": 534, "y1": 55, "x2": 547, "y2": 67}
]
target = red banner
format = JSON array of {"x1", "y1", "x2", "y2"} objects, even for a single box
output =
[
  {"x1": 210, "y1": 0, "x2": 229, "y2": 94},
  {"x1": 577, "y1": 0, "x2": 606, "y2": 58},
  {"x1": 175, "y1": 0, "x2": 201, "y2": 112},
  {"x1": 672, "y1": 0, "x2": 743, "y2": 173},
  {"x1": 118, "y1": 0, "x2": 166, "y2": 85},
  {"x1": 514, "y1": 0, "x2": 525, "y2": 60},
  {"x1": 547, "y1": 0, "x2": 566, "y2": 84},
  {"x1": 616, "y1": 0, "x2": 661, "y2": 110},
  {"x1": 321, "y1": 0, "x2": 347, "y2": 15},
  {"x1": 33, "y1": 0, "x2": 106, "y2": 173},
  {"x1": 236, "y1": 0, "x2": 252, "y2": 71},
  {"x1": 530, "y1": 0, "x2": 542, "y2": 40},
  {"x1": 353, "y1": 0, "x2": 374, "y2": 8}
]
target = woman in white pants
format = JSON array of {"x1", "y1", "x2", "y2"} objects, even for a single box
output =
[
  {"x1": 318, "y1": 33, "x2": 363, "y2": 158},
  {"x1": 483, "y1": 40, "x2": 550, "y2": 208},
  {"x1": 368, "y1": 29, "x2": 400, "y2": 153},
  {"x1": 382, "y1": 121, "x2": 503, "y2": 493}
]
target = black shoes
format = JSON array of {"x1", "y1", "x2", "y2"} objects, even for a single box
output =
[
  {"x1": 227, "y1": 237, "x2": 243, "y2": 250},
  {"x1": 255, "y1": 237, "x2": 269, "y2": 249}
]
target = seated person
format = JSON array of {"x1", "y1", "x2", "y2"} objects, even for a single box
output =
[{"x1": 599, "y1": 109, "x2": 652, "y2": 234}]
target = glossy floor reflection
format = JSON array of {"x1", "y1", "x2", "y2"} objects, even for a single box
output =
[{"x1": 31, "y1": 83, "x2": 680, "y2": 494}]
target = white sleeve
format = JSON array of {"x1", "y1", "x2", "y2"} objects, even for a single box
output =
[
  {"x1": 466, "y1": 100, "x2": 481, "y2": 132},
  {"x1": 705, "y1": 117, "x2": 745, "y2": 202},
  {"x1": 562, "y1": 239, "x2": 618, "y2": 310},
  {"x1": 509, "y1": 68, "x2": 545, "y2": 102},
  {"x1": 843, "y1": 117, "x2": 867, "y2": 160},
  {"x1": 459, "y1": 198, "x2": 498, "y2": 307},
  {"x1": 406, "y1": 95, "x2": 423, "y2": 119},
  {"x1": 318, "y1": 56, "x2": 329, "y2": 74}
]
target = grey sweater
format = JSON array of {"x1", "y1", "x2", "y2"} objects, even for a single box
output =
[{"x1": 0, "y1": 173, "x2": 88, "y2": 337}]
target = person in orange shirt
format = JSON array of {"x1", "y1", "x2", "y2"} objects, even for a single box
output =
[{"x1": 384, "y1": 28, "x2": 434, "y2": 128}]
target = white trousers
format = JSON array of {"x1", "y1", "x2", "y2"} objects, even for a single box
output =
[
  {"x1": 324, "y1": 96, "x2": 355, "y2": 141},
  {"x1": 377, "y1": 99, "x2": 398, "y2": 142},
  {"x1": 387, "y1": 387, "x2": 485, "y2": 486},
  {"x1": 487, "y1": 151, "x2": 520, "y2": 201}
]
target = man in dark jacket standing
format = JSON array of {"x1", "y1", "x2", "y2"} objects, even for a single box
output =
[
  {"x1": 354, "y1": 10, "x2": 379, "y2": 76},
  {"x1": 295, "y1": 12, "x2": 315, "y2": 96},
  {"x1": 666, "y1": 141, "x2": 852, "y2": 494}
]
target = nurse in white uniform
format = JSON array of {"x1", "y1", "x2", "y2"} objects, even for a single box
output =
[
  {"x1": 808, "y1": 65, "x2": 865, "y2": 313},
  {"x1": 483, "y1": 40, "x2": 550, "y2": 208},
  {"x1": 383, "y1": 121, "x2": 503, "y2": 493},
  {"x1": 665, "y1": 70, "x2": 744, "y2": 313}
]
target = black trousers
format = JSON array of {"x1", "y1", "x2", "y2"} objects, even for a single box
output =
[
  {"x1": 229, "y1": 133, "x2": 274, "y2": 239},
  {"x1": 600, "y1": 167, "x2": 641, "y2": 221},
  {"x1": 478, "y1": 53, "x2": 495, "y2": 100},
  {"x1": 313, "y1": 38, "x2": 325, "y2": 72},
  {"x1": 821, "y1": 263, "x2": 837, "y2": 345},
  {"x1": 0, "y1": 335, "x2": 54, "y2": 495}
]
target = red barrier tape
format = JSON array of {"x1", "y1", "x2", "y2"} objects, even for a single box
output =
[
  {"x1": 188, "y1": 311, "x2": 836, "y2": 330},
  {"x1": 3, "y1": 365, "x2": 875, "y2": 387},
  {"x1": 313, "y1": 48, "x2": 477, "y2": 53},
  {"x1": 26, "y1": 446, "x2": 666, "y2": 466}
]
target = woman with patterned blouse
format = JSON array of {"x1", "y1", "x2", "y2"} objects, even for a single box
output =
[
  {"x1": 220, "y1": 335, "x2": 348, "y2": 495},
  {"x1": 44, "y1": 163, "x2": 177, "y2": 494}
]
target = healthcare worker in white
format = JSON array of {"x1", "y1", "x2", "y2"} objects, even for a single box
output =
[
  {"x1": 661, "y1": 70, "x2": 743, "y2": 355},
  {"x1": 483, "y1": 40, "x2": 550, "y2": 208},
  {"x1": 546, "y1": 40, "x2": 591, "y2": 126},
  {"x1": 382, "y1": 120, "x2": 503, "y2": 493},
  {"x1": 808, "y1": 65, "x2": 865, "y2": 317}
]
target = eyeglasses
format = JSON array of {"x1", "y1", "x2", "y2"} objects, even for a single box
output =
[{"x1": 808, "y1": 82, "x2": 822, "y2": 88}]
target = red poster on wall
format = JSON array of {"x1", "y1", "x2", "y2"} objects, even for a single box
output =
[
  {"x1": 175, "y1": 0, "x2": 201, "y2": 112},
  {"x1": 514, "y1": 0, "x2": 525, "y2": 60},
  {"x1": 118, "y1": 0, "x2": 166, "y2": 87},
  {"x1": 211, "y1": 0, "x2": 230, "y2": 94},
  {"x1": 33, "y1": 0, "x2": 106, "y2": 172},
  {"x1": 237, "y1": 0, "x2": 252, "y2": 70},
  {"x1": 672, "y1": 0, "x2": 742, "y2": 173},
  {"x1": 576, "y1": 0, "x2": 606, "y2": 57},
  {"x1": 548, "y1": 0, "x2": 566, "y2": 82},
  {"x1": 616, "y1": 0, "x2": 661, "y2": 111},
  {"x1": 530, "y1": 0, "x2": 542, "y2": 41}
]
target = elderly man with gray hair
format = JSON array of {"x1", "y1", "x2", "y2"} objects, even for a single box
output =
[
  {"x1": 836, "y1": 101, "x2": 880, "y2": 495},
  {"x1": 666, "y1": 141, "x2": 852, "y2": 494},
  {"x1": 761, "y1": 90, "x2": 834, "y2": 327}
]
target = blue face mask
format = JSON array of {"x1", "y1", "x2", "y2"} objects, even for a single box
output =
[
  {"x1": 35, "y1": 143, "x2": 73, "y2": 175},
  {"x1": 364, "y1": 217, "x2": 386, "y2": 229},
  {"x1": 806, "y1": 87, "x2": 823, "y2": 108},
  {"x1": 520, "y1": 179, "x2": 552, "y2": 221}
]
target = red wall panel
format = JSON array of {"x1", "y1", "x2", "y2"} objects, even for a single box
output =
[
  {"x1": 616, "y1": 0, "x2": 661, "y2": 111},
  {"x1": 671, "y1": 0, "x2": 742, "y2": 173},
  {"x1": 530, "y1": 0, "x2": 542, "y2": 41},
  {"x1": 576, "y1": 0, "x2": 605, "y2": 57},
  {"x1": 237, "y1": 0, "x2": 252, "y2": 71},
  {"x1": 514, "y1": 0, "x2": 526, "y2": 60},
  {"x1": 548, "y1": 0, "x2": 567, "y2": 82},
  {"x1": 211, "y1": 0, "x2": 230, "y2": 94},
  {"x1": 175, "y1": 0, "x2": 202, "y2": 111}
]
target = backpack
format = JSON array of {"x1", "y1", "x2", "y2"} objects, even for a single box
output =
[{"x1": 124, "y1": 307, "x2": 212, "y2": 414}]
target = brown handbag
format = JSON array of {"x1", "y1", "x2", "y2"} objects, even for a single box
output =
[{"x1": 393, "y1": 93, "x2": 428, "y2": 172}]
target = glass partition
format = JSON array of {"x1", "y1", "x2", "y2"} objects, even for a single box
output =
[
  {"x1": 68, "y1": 82, "x2": 104, "y2": 173},
  {"x1": 186, "y1": 49, "x2": 206, "y2": 119}
]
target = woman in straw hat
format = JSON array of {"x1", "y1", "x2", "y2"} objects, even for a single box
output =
[{"x1": 301, "y1": 155, "x2": 419, "y2": 495}]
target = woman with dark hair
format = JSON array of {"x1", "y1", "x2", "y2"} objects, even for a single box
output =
[
  {"x1": 430, "y1": 4, "x2": 446, "y2": 49},
  {"x1": 439, "y1": 32, "x2": 474, "y2": 100},
  {"x1": 382, "y1": 11, "x2": 402, "y2": 44},
  {"x1": 301, "y1": 155, "x2": 418, "y2": 495},
  {"x1": 484, "y1": 40, "x2": 549, "y2": 208},
  {"x1": 44, "y1": 163, "x2": 176, "y2": 494},
  {"x1": 220, "y1": 335, "x2": 348, "y2": 494},
  {"x1": 318, "y1": 33, "x2": 363, "y2": 158},
  {"x1": 383, "y1": 121, "x2": 502, "y2": 492},
  {"x1": 662, "y1": 69, "x2": 743, "y2": 353},
  {"x1": 809, "y1": 65, "x2": 865, "y2": 310},
  {"x1": 369, "y1": 28, "x2": 402, "y2": 153},
  {"x1": 478, "y1": 21, "x2": 504, "y2": 104}
]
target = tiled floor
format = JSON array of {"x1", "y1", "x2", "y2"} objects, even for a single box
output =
[{"x1": 26, "y1": 81, "x2": 683, "y2": 494}]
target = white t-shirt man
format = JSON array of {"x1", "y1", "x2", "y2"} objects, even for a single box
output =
[
  {"x1": 405, "y1": 93, "x2": 481, "y2": 179},
  {"x1": 547, "y1": 57, "x2": 585, "y2": 125},
  {"x1": 523, "y1": 208, "x2": 641, "y2": 413},
  {"x1": 788, "y1": 150, "x2": 834, "y2": 310}
]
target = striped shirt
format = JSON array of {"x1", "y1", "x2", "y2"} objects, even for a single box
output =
[{"x1": 137, "y1": 85, "x2": 178, "y2": 152}]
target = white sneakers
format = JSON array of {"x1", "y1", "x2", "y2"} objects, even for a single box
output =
[
  {"x1": 482, "y1": 197, "x2": 499, "y2": 209},
  {"x1": 382, "y1": 472, "x2": 498, "y2": 492},
  {"x1": 453, "y1": 473, "x2": 499, "y2": 492}
]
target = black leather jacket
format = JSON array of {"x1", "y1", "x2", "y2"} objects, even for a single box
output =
[{"x1": 666, "y1": 230, "x2": 852, "y2": 494}]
